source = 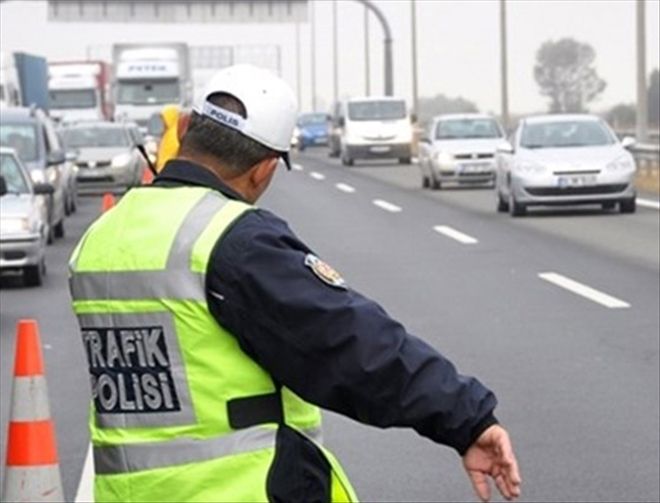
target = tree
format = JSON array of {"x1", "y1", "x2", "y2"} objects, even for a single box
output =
[
  {"x1": 417, "y1": 94, "x2": 478, "y2": 125},
  {"x1": 649, "y1": 68, "x2": 659, "y2": 127},
  {"x1": 607, "y1": 103, "x2": 636, "y2": 130},
  {"x1": 534, "y1": 38, "x2": 606, "y2": 113}
]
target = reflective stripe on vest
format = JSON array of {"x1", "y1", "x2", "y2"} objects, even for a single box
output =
[{"x1": 94, "y1": 426, "x2": 324, "y2": 475}]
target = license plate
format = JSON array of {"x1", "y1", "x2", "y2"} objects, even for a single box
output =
[
  {"x1": 557, "y1": 175, "x2": 597, "y2": 187},
  {"x1": 460, "y1": 163, "x2": 491, "y2": 172},
  {"x1": 370, "y1": 146, "x2": 391, "y2": 153}
]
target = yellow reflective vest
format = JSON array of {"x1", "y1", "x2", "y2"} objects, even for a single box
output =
[{"x1": 69, "y1": 186, "x2": 357, "y2": 502}]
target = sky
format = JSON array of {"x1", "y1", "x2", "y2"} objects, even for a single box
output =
[{"x1": 1, "y1": 0, "x2": 659, "y2": 115}]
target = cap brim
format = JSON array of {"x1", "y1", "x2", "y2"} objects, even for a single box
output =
[{"x1": 281, "y1": 152, "x2": 292, "y2": 171}]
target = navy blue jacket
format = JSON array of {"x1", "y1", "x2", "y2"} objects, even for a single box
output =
[{"x1": 154, "y1": 160, "x2": 498, "y2": 455}]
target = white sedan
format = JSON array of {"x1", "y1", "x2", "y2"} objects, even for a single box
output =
[{"x1": 495, "y1": 114, "x2": 637, "y2": 216}]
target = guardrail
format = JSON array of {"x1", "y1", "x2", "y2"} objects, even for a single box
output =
[{"x1": 631, "y1": 143, "x2": 660, "y2": 171}]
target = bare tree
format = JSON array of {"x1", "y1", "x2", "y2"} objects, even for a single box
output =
[{"x1": 534, "y1": 38, "x2": 606, "y2": 113}]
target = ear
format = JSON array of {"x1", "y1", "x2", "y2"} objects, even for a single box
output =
[
  {"x1": 249, "y1": 157, "x2": 278, "y2": 187},
  {"x1": 177, "y1": 112, "x2": 191, "y2": 142}
]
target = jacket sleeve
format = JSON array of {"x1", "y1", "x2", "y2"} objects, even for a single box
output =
[{"x1": 206, "y1": 209, "x2": 498, "y2": 455}]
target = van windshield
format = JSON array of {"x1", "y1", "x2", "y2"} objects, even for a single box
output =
[
  {"x1": 50, "y1": 89, "x2": 97, "y2": 109},
  {"x1": 0, "y1": 123, "x2": 39, "y2": 162},
  {"x1": 348, "y1": 101, "x2": 406, "y2": 121},
  {"x1": 117, "y1": 79, "x2": 179, "y2": 105}
]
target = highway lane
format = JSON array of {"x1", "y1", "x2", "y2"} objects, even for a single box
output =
[{"x1": 0, "y1": 153, "x2": 657, "y2": 502}]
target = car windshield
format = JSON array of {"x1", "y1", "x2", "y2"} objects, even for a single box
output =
[
  {"x1": 49, "y1": 89, "x2": 97, "y2": 109},
  {"x1": 117, "y1": 79, "x2": 179, "y2": 105},
  {"x1": 0, "y1": 153, "x2": 30, "y2": 194},
  {"x1": 61, "y1": 127, "x2": 131, "y2": 148},
  {"x1": 520, "y1": 120, "x2": 615, "y2": 149},
  {"x1": 298, "y1": 113, "x2": 327, "y2": 126},
  {"x1": 435, "y1": 119, "x2": 503, "y2": 140},
  {"x1": 0, "y1": 123, "x2": 39, "y2": 162},
  {"x1": 348, "y1": 100, "x2": 406, "y2": 121}
]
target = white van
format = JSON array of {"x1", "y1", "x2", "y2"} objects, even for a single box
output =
[{"x1": 335, "y1": 96, "x2": 413, "y2": 166}]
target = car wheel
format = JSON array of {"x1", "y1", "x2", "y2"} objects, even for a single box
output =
[
  {"x1": 46, "y1": 225, "x2": 54, "y2": 245},
  {"x1": 509, "y1": 193, "x2": 526, "y2": 217},
  {"x1": 341, "y1": 152, "x2": 354, "y2": 166},
  {"x1": 430, "y1": 174, "x2": 441, "y2": 190},
  {"x1": 24, "y1": 260, "x2": 45, "y2": 287},
  {"x1": 620, "y1": 198, "x2": 636, "y2": 214},
  {"x1": 64, "y1": 195, "x2": 72, "y2": 216},
  {"x1": 422, "y1": 175, "x2": 430, "y2": 189},
  {"x1": 399, "y1": 157, "x2": 412, "y2": 165},
  {"x1": 54, "y1": 219, "x2": 65, "y2": 238},
  {"x1": 497, "y1": 190, "x2": 510, "y2": 212}
]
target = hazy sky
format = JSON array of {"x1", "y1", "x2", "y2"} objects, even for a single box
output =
[{"x1": 1, "y1": 0, "x2": 659, "y2": 115}]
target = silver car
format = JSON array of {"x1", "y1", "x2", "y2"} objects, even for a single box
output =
[
  {"x1": 60, "y1": 122, "x2": 145, "y2": 194},
  {"x1": 418, "y1": 114, "x2": 505, "y2": 189},
  {"x1": 0, "y1": 147, "x2": 53, "y2": 286},
  {"x1": 495, "y1": 114, "x2": 637, "y2": 216}
]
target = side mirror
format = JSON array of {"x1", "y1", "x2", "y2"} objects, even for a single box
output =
[
  {"x1": 47, "y1": 150, "x2": 65, "y2": 166},
  {"x1": 420, "y1": 137, "x2": 431, "y2": 144},
  {"x1": 33, "y1": 182, "x2": 55, "y2": 195},
  {"x1": 496, "y1": 142, "x2": 514, "y2": 154},
  {"x1": 0, "y1": 175, "x2": 7, "y2": 196},
  {"x1": 621, "y1": 136, "x2": 636, "y2": 149},
  {"x1": 410, "y1": 113, "x2": 418, "y2": 124},
  {"x1": 65, "y1": 150, "x2": 79, "y2": 162}
]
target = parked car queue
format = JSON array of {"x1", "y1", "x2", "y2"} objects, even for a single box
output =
[{"x1": 0, "y1": 105, "x2": 149, "y2": 287}]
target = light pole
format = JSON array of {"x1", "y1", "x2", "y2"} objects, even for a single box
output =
[
  {"x1": 364, "y1": 5, "x2": 370, "y2": 95},
  {"x1": 295, "y1": 21, "x2": 302, "y2": 108},
  {"x1": 500, "y1": 0, "x2": 509, "y2": 131},
  {"x1": 636, "y1": 0, "x2": 648, "y2": 142},
  {"x1": 411, "y1": 0, "x2": 418, "y2": 117},
  {"x1": 333, "y1": 0, "x2": 339, "y2": 103},
  {"x1": 355, "y1": 0, "x2": 394, "y2": 96},
  {"x1": 310, "y1": 0, "x2": 317, "y2": 111}
]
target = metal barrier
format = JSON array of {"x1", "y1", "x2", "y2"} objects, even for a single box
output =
[{"x1": 631, "y1": 143, "x2": 660, "y2": 171}]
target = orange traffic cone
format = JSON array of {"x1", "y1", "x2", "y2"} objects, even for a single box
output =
[
  {"x1": 101, "y1": 193, "x2": 115, "y2": 213},
  {"x1": 142, "y1": 167, "x2": 154, "y2": 184},
  {"x1": 1, "y1": 320, "x2": 63, "y2": 502}
]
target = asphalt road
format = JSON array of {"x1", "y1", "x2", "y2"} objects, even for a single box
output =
[{"x1": 1, "y1": 150, "x2": 658, "y2": 502}]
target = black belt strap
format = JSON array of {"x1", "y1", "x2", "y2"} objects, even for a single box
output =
[{"x1": 227, "y1": 386, "x2": 283, "y2": 429}]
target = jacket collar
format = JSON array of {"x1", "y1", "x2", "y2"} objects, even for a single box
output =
[{"x1": 153, "y1": 159, "x2": 246, "y2": 202}]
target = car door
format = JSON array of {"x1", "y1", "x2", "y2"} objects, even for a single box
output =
[
  {"x1": 41, "y1": 118, "x2": 66, "y2": 226},
  {"x1": 497, "y1": 127, "x2": 519, "y2": 198},
  {"x1": 418, "y1": 122, "x2": 435, "y2": 177}
]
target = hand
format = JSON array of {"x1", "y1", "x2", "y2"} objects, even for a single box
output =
[{"x1": 462, "y1": 424, "x2": 521, "y2": 502}]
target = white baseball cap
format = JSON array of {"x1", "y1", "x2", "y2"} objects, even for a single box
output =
[{"x1": 195, "y1": 64, "x2": 298, "y2": 170}]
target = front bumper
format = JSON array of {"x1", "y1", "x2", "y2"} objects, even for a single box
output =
[
  {"x1": 345, "y1": 143, "x2": 411, "y2": 160},
  {"x1": 434, "y1": 160, "x2": 496, "y2": 184},
  {"x1": 76, "y1": 166, "x2": 136, "y2": 193},
  {"x1": 511, "y1": 170, "x2": 636, "y2": 205},
  {"x1": 0, "y1": 234, "x2": 44, "y2": 270},
  {"x1": 301, "y1": 134, "x2": 329, "y2": 147}
]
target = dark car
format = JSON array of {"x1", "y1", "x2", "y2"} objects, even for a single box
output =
[{"x1": 0, "y1": 107, "x2": 70, "y2": 241}]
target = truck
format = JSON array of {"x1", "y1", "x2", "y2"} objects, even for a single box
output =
[
  {"x1": 112, "y1": 43, "x2": 192, "y2": 128},
  {"x1": 48, "y1": 61, "x2": 113, "y2": 123},
  {"x1": 0, "y1": 52, "x2": 21, "y2": 107},
  {"x1": 12, "y1": 52, "x2": 50, "y2": 111}
]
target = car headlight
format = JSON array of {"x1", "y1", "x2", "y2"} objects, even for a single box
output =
[
  {"x1": 30, "y1": 170, "x2": 46, "y2": 184},
  {"x1": 1, "y1": 217, "x2": 30, "y2": 234},
  {"x1": 606, "y1": 156, "x2": 635, "y2": 171},
  {"x1": 111, "y1": 153, "x2": 132, "y2": 169},
  {"x1": 433, "y1": 151, "x2": 454, "y2": 165},
  {"x1": 514, "y1": 160, "x2": 546, "y2": 174}
]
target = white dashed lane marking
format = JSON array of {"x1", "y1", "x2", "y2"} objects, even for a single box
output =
[
  {"x1": 538, "y1": 272, "x2": 630, "y2": 309},
  {"x1": 309, "y1": 172, "x2": 326, "y2": 180},
  {"x1": 335, "y1": 183, "x2": 356, "y2": 193},
  {"x1": 433, "y1": 225, "x2": 479, "y2": 244},
  {"x1": 292, "y1": 163, "x2": 304, "y2": 171},
  {"x1": 637, "y1": 198, "x2": 660, "y2": 210},
  {"x1": 372, "y1": 199, "x2": 402, "y2": 213}
]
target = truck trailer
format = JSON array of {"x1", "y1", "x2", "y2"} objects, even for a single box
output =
[{"x1": 13, "y1": 52, "x2": 49, "y2": 111}]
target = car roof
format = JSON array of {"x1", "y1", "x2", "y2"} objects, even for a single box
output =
[
  {"x1": 0, "y1": 146, "x2": 18, "y2": 155},
  {"x1": 62, "y1": 121, "x2": 126, "y2": 129},
  {"x1": 524, "y1": 114, "x2": 601, "y2": 124}
]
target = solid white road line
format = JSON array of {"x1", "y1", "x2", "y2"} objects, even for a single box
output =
[
  {"x1": 309, "y1": 171, "x2": 325, "y2": 180},
  {"x1": 538, "y1": 272, "x2": 630, "y2": 309},
  {"x1": 433, "y1": 225, "x2": 479, "y2": 244},
  {"x1": 292, "y1": 163, "x2": 304, "y2": 171},
  {"x1": 637, "y1": 198, "x2": 660, "y2": 210},
  {"x1": 74, "y1": 443, "x2": 94, "y2": 503},
  {"x1": 335, "y1": 183, "x2": 356, "y2": 193},
  {"x1": 372, "y1": 199, "x2": 402, "y2": 213}
]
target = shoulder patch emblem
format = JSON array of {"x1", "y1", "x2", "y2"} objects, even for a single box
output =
[{"x1": 304, "y1": 254, "x2": 347, "y2": 289}]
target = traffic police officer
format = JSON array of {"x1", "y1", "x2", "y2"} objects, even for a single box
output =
[{"x1": 69, "y1": 65, "x2": 521, "y2": 503}]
